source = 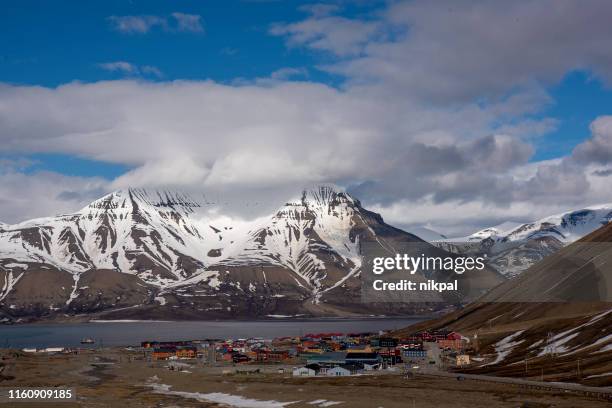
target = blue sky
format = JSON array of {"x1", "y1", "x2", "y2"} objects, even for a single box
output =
[
  {"x1": 2, "y1": 0, "x2": 612, "y2": 233},
  {"x1": 2, "y1": 0, "x2": 611, "y2": 178},
  {"x1": 1, "y1": 0, "x2": 373, "y2": 87}
]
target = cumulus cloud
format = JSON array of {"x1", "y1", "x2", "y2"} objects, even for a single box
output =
[{"x1": 274, "y1": 0, "x2": 612, "y2": 101}]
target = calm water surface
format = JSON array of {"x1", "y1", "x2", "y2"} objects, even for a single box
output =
[{"x1": 0, "y1": 318, "x2": 423, "y2": 348}]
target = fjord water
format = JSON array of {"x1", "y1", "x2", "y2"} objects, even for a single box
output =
[{"x1": 0, "y1": 318, "x2": 424, "y2": 348}]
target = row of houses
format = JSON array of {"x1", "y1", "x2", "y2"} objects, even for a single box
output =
[
  {"x1": 141, "y1": 329, "x2": 467, "y2": 367},
  {"x1": 400, "y1": 330, "x2": 465, "y2": 351},
  {"x1": 151, "y1": 345, "x2": 198, "y2": 361}
]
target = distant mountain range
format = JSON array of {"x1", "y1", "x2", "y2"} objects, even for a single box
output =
[
  {"x1": 431, "y1": 205, "x2": 612, "y2": 277},
  {"x1": 0, "y1": 186, "x2": 503, "y2": 322}
]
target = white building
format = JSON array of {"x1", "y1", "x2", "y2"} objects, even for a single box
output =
[
  {"x1": 293, "y1": 367, "x2": 316, "y2": 377},
  {"x1": 326, "y1": 366, "x2": 351, "y2": 376}
]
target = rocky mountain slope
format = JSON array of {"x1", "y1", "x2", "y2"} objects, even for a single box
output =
[
  {"x1": 433, "y1": 205, "x2": 612, "y2": 277},
  {"x1": 0, "y1": 186, "x2": 503, "y2": 322},
  {"x1": 398, "y1": 222, "x2": 612, "y2": 386}
]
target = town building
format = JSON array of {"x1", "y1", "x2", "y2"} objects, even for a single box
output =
[
  {"x1": 293, "y1": 367, "x2": 316, "y2": 377},
  {"x1": 326, "y1": 366, "x2": 351, "y2": 376},
  {"x1": 175, "y1": 346, "x2": 197, "y2": 359},
  {"x1": 456, "y1": 354, "x2": 470, "y2": 366},
  {"x1": 152, "y1": 347, "x2": 176, "y2": 360},
  {"x1": 305, "y1": 351, "x2": 347, "y2": 366},
  {"x1": 345, "y1": 352, "x2": 381, "y2": 365},
  {"x1": 402, "y1": 348, "x2": 427, "y2": 359}
]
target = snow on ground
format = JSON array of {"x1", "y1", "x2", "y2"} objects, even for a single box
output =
[
  {"x1": 484, "y1": 330, "x2": 525, "y2": 366},
  {"x1": 537, "y1": 332, "x2": 580, "y2": 356},
  {"x1": 585, "y1": 372, "x2": 612, "y2": 379},
  {"x1": 0, "y1": 270, "x2": 24, "y2": 302},
  {"x1": 148, "y1": 382, "x2": 299, "y2": 407},
  {"x1": 537, "y1": 309, "x2": 612, "y2": 356},
  {"x1": 308, "y1": 400, "x2": 344, "y2": 407},
  {"x1": 564, "y1": 333, "x2": 612, "y2": 355},
  {"x1": 3, "y1": 263, "x2": 28, "y2": 269},
  {"x1": 65, "y1": 273, "x2": 81, "y2": 305}
]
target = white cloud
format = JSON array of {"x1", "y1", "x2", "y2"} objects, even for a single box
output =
[
  {"x1": 270, "y1": 16, "x2": 381, "y2": 57},
  {"x1": 98, "y1": 62, "x2": 163, "y2": 78},
  {"x1": 108, "y1": 15, "x2": 167, "y2": 34},
  {"x1": 572, "y1": 116, "x2": 612, "y2": 164},
  {"x1": 270, "y1": 67, "x2": 308, "y2": 80},
  {"x1": 274, "y1": 0, "x2": 612, "y2": 102},
  {"x1": 298, "y1": 3, "x2": 341, "y2": 18},
  {"x1": 111, "y1": 157, "x2": 209, "y2": 188},
  {"x1": 1, "y1": 79, "x2": 609, "y2": 235},
  {"x1": 0, "y1": 170, "x2": 108, "y2": 223},
  {"x1": 171, "y1": 12, "x2": 204, "y2": 33},
  {"x1": 108, "y1": 13, "x2": 203, "y2": 34}
]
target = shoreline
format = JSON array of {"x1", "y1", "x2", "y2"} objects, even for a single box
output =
[{"x1": 1, "y1": 314, "x2": 434, "y2": 327}]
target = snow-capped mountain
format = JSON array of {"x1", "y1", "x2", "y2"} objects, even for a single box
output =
[
  {"x1": 434, "y1": 205, "x2": 612, "y2": 277},
  {"x1": 1, "y1": 186, "x2": 502, "y2": 322}
]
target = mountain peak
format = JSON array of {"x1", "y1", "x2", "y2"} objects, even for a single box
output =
[
  {"x1": 82, "y1": 188, "x2": 202, "y2": 215},
  {"x1": 297, "y1": 184, "x2": 357, "y2": 208}
]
